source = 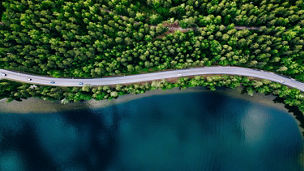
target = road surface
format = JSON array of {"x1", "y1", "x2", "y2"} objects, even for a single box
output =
[{"x1": 1, "y1": 66, "x2": 304, "y2": 92}]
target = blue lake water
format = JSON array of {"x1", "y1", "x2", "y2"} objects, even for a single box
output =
[{"x1": 0, "y1": 91, "x2": 303, "y2": 171}]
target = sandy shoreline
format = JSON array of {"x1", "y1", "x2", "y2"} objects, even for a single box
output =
[
  {"x1": 0, "y1": 87, "x2": 288, "y2": 114},
  {"x1": 1, "y1": 87, "x2": 303, "y2": 134}
]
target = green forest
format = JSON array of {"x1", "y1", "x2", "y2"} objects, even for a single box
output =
[
  {"x1": 1, "y1": 0, "x2": 304, "y2": 79},
  {"x1": 0, "y1": 0, "x2": 304, "y2": 125}
]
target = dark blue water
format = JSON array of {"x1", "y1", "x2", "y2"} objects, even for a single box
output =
[{"x1": 0, "y1": 91, "x2": 303, "y2": 171}]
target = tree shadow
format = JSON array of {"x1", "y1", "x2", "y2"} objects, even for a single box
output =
[{"x1": 273, "y1": 97, "x2": 304, "y2": 136}]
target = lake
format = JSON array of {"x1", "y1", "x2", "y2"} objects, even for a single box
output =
[{"x1": 0, "y1": 90, "x2": 303, "y2": 171}]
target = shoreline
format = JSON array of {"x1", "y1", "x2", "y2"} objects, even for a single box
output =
[
  {"x1": 1, "y1": 87, "x2": 303, "y2": 134},
  {"x1": 0, "y1": 87, "x2": 288, "y2": 114}
]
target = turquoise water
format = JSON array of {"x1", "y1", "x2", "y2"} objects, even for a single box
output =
[{"x1": 0, "y1": 91, "x2": 303, "y2": 171}]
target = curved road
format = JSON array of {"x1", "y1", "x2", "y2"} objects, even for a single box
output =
[{"x1": 0, "y1": 66, "x2": 304, "y2": 92}]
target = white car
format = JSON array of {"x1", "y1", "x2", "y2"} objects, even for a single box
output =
[
  {"x1": 28, "y1": 78, "x2": 32, "y2": 81},
  {"x1": 1, "y1": 73, "x2": 6, "y2": 76}
]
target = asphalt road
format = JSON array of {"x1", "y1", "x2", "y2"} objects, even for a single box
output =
[{"x1": 1, "y1": 66, "x2": 304, "y2": 92}]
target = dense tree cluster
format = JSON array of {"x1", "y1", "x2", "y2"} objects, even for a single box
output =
[
  {"x1": 0, "y1": 0, "x2": 168, "y2": 77},
  {"x1": 0, "y1": 0, "x2": 303, "y2": 80},
  {"x1": 180, "y1": 0, "x2": 304, "y2": 28}
]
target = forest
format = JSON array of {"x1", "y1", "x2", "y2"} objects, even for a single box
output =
[
  {"x1": 0, "y1": 0, "x2": 304, "y2": 122},
  {"x1": 0, "y1": 0, "x2": 303, "y2": 79}
]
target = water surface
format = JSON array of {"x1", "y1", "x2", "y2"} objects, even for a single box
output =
[{"x1": 0, "y1": 91, "x2": 303, "y2": 171}]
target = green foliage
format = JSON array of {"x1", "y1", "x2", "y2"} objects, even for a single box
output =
[{"x1": 0, "y1": 0, "x2": 303, "y2": 82}]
